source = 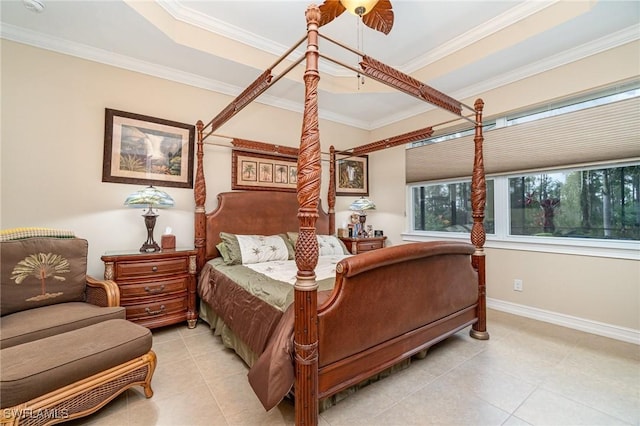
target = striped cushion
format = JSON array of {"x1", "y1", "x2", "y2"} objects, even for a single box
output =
[{"x1": 0, "y1": 228, "x2": 75, "y2": 242}]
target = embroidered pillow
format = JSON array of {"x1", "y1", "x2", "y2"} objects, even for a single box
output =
[
  {"x1": 236, "y1": 235, "x2": 290, "y2": 265},
  {"x1": 1, "y1": 237, "x2": 88, "y2": 316},
  {"x1": 219, "y1": 233, "x2": 294, "y2": 265}
]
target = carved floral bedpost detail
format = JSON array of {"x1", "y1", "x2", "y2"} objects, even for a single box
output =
[
  {"x1": 194, "y1": 120, "x2": 207, "y2": 272},
  {"x1": 469, "y1": 98, "x2": 490, "y2": 340},
  {"x1": 294, "y1": 4, "x2": 321, "y2": 425}
]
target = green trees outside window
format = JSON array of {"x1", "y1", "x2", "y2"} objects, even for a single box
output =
[
  {"x1": 412, "y1": 181, "x2": 495, "y2": 234},
  {"x1": 510, "y1": 165, "x2": 639, "y2": 240},
  {"x1": 410, "y1": 164, "x2": 639, "y2": 242}
]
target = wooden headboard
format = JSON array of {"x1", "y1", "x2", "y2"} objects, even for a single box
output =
[{"x1": 203, "y1": 191, "x2": 331, "y2": 263}]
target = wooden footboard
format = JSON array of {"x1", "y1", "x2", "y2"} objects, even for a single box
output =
[{"x1": 317, "y1": 241, "x2": 478, "y2": 399}]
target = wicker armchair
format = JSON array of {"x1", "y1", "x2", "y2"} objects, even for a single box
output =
[{"x1": 0, "y1": 230, "x2": 156, "y2": 425}]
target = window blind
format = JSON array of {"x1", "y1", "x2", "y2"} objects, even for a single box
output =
[{"x1": 406, "y1": 96, "x2": 640, "y2": 183}]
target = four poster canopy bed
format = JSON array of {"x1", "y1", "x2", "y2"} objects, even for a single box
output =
[{"x1": 193, "y1": 4, "x2": 488, "y2": 424}]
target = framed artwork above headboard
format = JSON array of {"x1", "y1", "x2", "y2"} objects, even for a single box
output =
[{"x1": 232, "y1": 150, "x2": 298, "y2": 192}]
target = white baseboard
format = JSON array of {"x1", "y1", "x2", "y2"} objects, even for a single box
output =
[{"x1": 487, "y1": 298, "x2": 640, "y2": 345}]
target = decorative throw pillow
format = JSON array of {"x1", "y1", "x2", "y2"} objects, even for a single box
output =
[
  {"x1": 317, "y1": 235, "x2": 347, "y2": 256},
  {"x1": 286, "y1": 231, "x2": 299, "y2": 247},
  {"x1": 0, "y1": 237, "x2": 88, "y2": 316},
  {"x1": 281, "y1": 234, "x2": 296, "y2": 260},
  {"x1": 287, "y1": 232, "x2": 350, "y2": 256},
  {"x1": 236, "y1": 235, "x2": 290, "y2": 265},
  {"x1": 219, "y1": 233, "x2": 294, "y2": 265},
  {"x1": 216, "y1": 242, "x2": 232, "y2": 264},
  {"x1": 219, "y1": 232, "x2": 243, "y2": 265}
]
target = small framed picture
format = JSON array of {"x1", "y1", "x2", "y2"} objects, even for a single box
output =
[{"x1": 336, "y1": 154, "x2": 368, "y2": 196}]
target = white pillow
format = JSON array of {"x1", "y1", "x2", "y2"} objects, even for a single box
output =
[
  {"x1": 317, "y1": 235, "x2": 346, "y2": 256},
  {"x1": 287, "y1": 232, "x2": 350, "y2": 256},
  {"x1": 236, "y1": 234, "x2": 290, "y2": 265}
]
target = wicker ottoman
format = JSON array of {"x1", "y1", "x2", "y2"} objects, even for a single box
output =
[{"x1": 1, "y1": 319, "x2": 156, "y2": 426}]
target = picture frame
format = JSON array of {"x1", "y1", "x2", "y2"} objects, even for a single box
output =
[
  {"x1": 232, "y1": 150, "x2": 297, "y2": 192},
  {"x1": 336, "y1": 154, "x2": 369, "y2": 196},
  {"x1": 102, "y1": 108, "x2": 195, "y2": 188}
]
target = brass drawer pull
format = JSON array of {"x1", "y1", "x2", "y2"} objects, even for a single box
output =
[
  {"x1": 145, "y1": 305, "x2": 165, "y2": 316},
  {"x1": 151, "y1": 266, "x2": 158, "y2": 272},
  {"x1": 144, "y1": 284, "x2": 165, "y2": 294}
]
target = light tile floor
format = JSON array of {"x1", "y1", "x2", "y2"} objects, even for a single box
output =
[{"x1": 68, "y1": 310, "x2": 640, "y2": 425}]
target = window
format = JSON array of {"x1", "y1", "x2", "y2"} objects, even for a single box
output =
[
  {"x1": 412, "y1": 180, "x2": 495, "y2": 234},
  {"x1": 406, "y1": 162, "x2": 640, "y2": 260},
  {"x1": 510, "y1": 165, "x2": 639, "y2": 241},
  {"x1": 405, "y1": 85, "x2": 639, "y2": 258}
]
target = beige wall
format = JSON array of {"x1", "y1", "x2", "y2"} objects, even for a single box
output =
[
  {"x1": 2, "y1": 39, "x2": 638, "y2": 337},
  {"x1": 486, "y1": 248, "x2": 639, "y2": 330},
  {"x1": 0, "y1": 40, "x2": 367, "y2": 276}
]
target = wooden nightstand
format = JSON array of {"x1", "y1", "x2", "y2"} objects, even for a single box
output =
[
  {"x1": 339, "y1": 236, "x2": 387, "y2": 254},
  {"x1": 101, "y1": 248, "x2": 198, "y2": 329}
]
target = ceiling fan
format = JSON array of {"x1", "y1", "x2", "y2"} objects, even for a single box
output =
[{"x1": 318, "y1": 0, "x2": 394, "y2": 35}]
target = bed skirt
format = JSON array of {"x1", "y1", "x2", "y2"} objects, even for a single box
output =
[{"x1": 199, "y1": 299, "x2": 414, "y2": 412}]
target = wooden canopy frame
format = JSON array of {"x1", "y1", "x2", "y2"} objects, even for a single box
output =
[{"x1": 194, "y1": 5, "x2": 487, "y2": 424}]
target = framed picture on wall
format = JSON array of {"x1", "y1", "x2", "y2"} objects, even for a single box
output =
[
  {"x1": 336, "y1": 154, "x2": 369, "y2": 196},
  {"x1": 232, "y1": 150, "x2": 298, "y2": 192},
  {"x1": 102, "y1": 108, "x2": 195, "y2": 188}
]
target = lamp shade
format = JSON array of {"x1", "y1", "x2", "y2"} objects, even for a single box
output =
[
  {"x1": 124, "y1": 186, "x2": 174, "y2": 253},
  {"x1": 340, "y1": 0, "x2": 379, "y2": 16},
  {"x1": 124, "y1": 186, "x2": 175, "y2": 209},
  {"x1": 349, "y1": 197, "x2": 376, "y2": 212}
]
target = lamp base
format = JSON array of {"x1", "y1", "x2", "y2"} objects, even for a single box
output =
[
  {"x1": 140, "y1": 209, "x2": 161, "y2": 253},
  {"x1": 140, "y1": 241, "x2": 161, "y2": 253},
  {"x1": 358, "y1": 214, "x2": 367, "y2": 237}
]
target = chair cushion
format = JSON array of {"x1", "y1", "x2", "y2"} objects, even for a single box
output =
[
  {"x1": 0, "y1": 319, "x2": 152, "y2": 409},
  {"x1": 1, "y1": 238, "x2": 89, "y2": 316},
  {"x1": 0, "y1": 302, "x2": 125, "y2": 349}
]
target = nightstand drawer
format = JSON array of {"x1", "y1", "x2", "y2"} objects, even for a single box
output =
[
  {"x1": 118, "y1": 276, "x2": 188, "y2": 299},
  {"x1": 115, "y1": 257, "x2": 189, "y2": 279},
  {"x1": 124, "y1": 295, "x2": 188, "y2": 321},
  {"x1": 357, "y1": 240, "x2": 384, "y2": 251},
  {"x1": 338, "y1": 236, "x2": 386, "y2": 254}
]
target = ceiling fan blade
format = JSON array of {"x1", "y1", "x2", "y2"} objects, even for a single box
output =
[
  {"x1": 362, "y1": 0, "x2": 394, "y2": 35},
  {"x1": 318, "y1": 0, "x2": 347, "y2": 27}
]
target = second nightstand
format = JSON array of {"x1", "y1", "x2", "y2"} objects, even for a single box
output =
[
  {"x1": 339, "y1": 236, "x2": 387, "y2": 254},
  {"x1": 101, "y1": 248, "x2": 198, "y2": 329}
]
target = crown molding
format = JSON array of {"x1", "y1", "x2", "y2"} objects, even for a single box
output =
[
  {"x1": 403, "y1": 0, "x2": 558, "y2": 73},
  {"x1": 374, "y1": 24, "x2": 640, "y2": 129},
  {"x1": 2, "y1": 20, "x2": 637, "y2": 131},
  {"x1": 156, "y1": 0, "x2": 289, "y2": 58},
  {"x1": 160, "y1": 0, "x2": 558, "y2": 77},
  {"x1": 0, "y1": 23, "x2": 369, "y2": 129},
  {"x1": 155, "y1": 0, "x2": 344, "y2": 77},
  {"x1": 455, "y1": 24, "x2": 640, "y2": 100}
]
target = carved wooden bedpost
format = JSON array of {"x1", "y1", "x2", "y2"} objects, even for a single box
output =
[
  {"x1": 194, "y1": 120, "x2": 207, "y2": 272},
  {"x1": 469, "y1": 98, "x2": 490, "y2": 340},
  {"x1": 294, "y1": 4, "x2": 321, "y2": 425},
  {"x1": 328, "y1": 145, "x2": 336, "y2": 234}
]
